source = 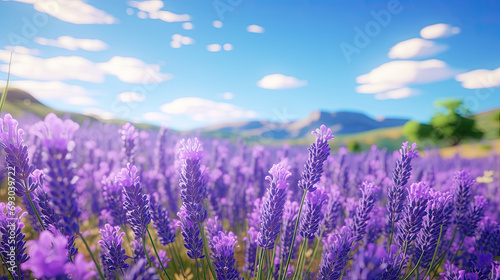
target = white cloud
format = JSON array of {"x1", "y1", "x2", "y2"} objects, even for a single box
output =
[
  {"x1": 143, "y1": 112, "x2": 171, "y2": 123},
  {"x1": 375, "y1": 88, "x2": 419, "y2": 100},
  {"x1": 5, "y1": 46, "x2": 40, "y2": 55},
  {"x1": 82, "y1": 108, "x2": 114, "y2": 120},
  {"x1": 0, "y1": 50, "x2": 172, "y2": 84},
  {"x1": 170, "y1": 34, "x2": 194, "y2": 48},
  {"x1": 127, "y1": 0, "x2": 190, "y2": 22},
  {"x1": 213, "y1": 20, "x2": 223, "y2": 28},
  {"x1": 388, "y1": 38, "x2": 448, "y2": 59},
  {"x1": 34, "y1": 36, "x2": 108, "y2": 51},
  {"x1": 2, "y1": 80, "x2": 96, "y2": 105},
  {"x1": 117, "y1": 92, "x2": 146, "y2": 102},
  {"x1": 420, "y1": 23, "x2": 461, "y2": 39},
  {"x1": 182, "y1": 22, "x2": 193, "y2": 30},
  {"x1": 160, "y1": 97, "x2": 257, "y2": 122},
  {"x1": 207, "y1": 44, "x2": 222, "y2": 52},
  {"x1": 6, "y1": 0, "x2": 116, "y2": 24},
  {"x1": 257, "y1": 74, "x2": 308, "y2": 89},
  {"x1": 247, "y1": 24, "x2": 264, "y2": 33},
  {"x1": 222, "y1": 92, "x2": 234, "y2": 99},
  {"x1": 127, "y1": 0, "x2": 163, "y2": 12},
  {"x1": 456, "y1": 67, "x2": 500, "y2": 89},
  {"x1": 148, "y1": 10, "x2": 190, "y2": 22},
  {"x1": 223, "y1": 43, "x2": 233, "y2": 51},
  {"x1": 356, "y1": 60, "x2": 459, "y2": 94}
]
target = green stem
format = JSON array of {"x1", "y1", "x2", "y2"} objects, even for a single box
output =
[
  {"x1": 293, "y1": 239, "x2": 309, "y2": 280},
  {"x1": 0, "y1": 52, "x2": 12, "y2": 114},
  {"x1": 403, "y1": 251, "x2": 424, "y2": 280},
  {"x1": 0, "y1": 254, "x2": 15, "y2": 280},
  {"x1": 147, "y1": 227, "x2": 172, "y2": 280},
  {"x1": 256, "y1": 248, "x2": 266, "y2": 280},
  {"x1": 266, "y1": 244, "x2": 277, "y2": 280},
  {"x1": 169, "y1": 243, "x2": 187, "y2": 279},
  {"x1": 388, "y1": 219, "x2": 395, "y2": 251},
  {"x1": 281, "y1": 190, "x2": 307, "y2": 280},
  {"x1": 305, "y1": 231, "x2": 323, "y2": 277},
  {"x1": 199, "y1": 223, "x2": 217, "y2": 280},
  {"x1": 422, "y1": 225, "x2": 444, "y2": 280},
  {"x1": 142, "y1": 236, "x2": 153, "y2": 266},
  {"x1": 26, "y1": 190, "x2": 46, "y2": 231},
  {"x1": 78, "y1": 232, "x2": 105, "y2": 280}
]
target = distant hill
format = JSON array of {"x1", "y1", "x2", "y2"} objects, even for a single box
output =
[{"x1": 195, "y1": 110, "x2": 409, "y2": 140}]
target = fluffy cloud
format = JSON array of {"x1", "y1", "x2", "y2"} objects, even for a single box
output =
[
  {"x1": 160, "y1": 97, "x2": 257, "y2": 122},
  {"x1": 213, "y1": 20, "x2": 223, "y2": 28},
  {"x1": 128, "y1": 0, "x2": 190, "y2": 23},
  {"x1": 6, "y1": 0, "x2": 116, "y2": 24},
  {"x1": 34, "y1": 36, "x2": 108, "y2": 51},
  {"x1": 117, "y1": 92, "x2": 146, "y2": 102},
  {"x1": 455, "y1": 68, "x2": 500, "y2": 89},
  {"x1": 182, "y1": 22, "x2": 194, "y2": 30},
  {"x1": 128, "y1": 0, "x2": 163, "y2": 12},
  {"x1": 207, "y1": 44, "x2": 222, "y2": 52},
  {"x1": 5, "y1": 46, "x2": 40, "y2": 55},
  {"x1": 247, "y1": 25, "x2": 264, "y2": 33},
  {"x1": 420, "y1": 23, "x2": 461, "y2": 39},
  {"x1": 0, "y1": 50, "x2": 172, "y2": 84},
  {"x1": 170, "y1": 34, "x2": 194, "y2": 48},
  {"x1": 375, "y1": 88, "x2": 419, "y2": 100},
  {"x1": 257, "y1": 74, "x2": 308, "y2": 89},
  {"x1": 388, "y1": 38, "x2": 448, "y2": 59},
  {"x1": 356, "y1": 60, "x2": 459, "y2": 94},
  {"x1": 2, "y1": 80, "x2": 97, "y2": 105}
]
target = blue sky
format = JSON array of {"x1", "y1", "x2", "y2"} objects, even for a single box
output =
[{"x1": 0, "y1": 0, "x2": 499, "y2": 130}]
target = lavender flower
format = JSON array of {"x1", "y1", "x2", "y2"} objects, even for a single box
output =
[
  {"x1": 206, "y1": 217, "x2": 223, "y2": 252},
  {"x1": 0, "y1": 203, "x2": 29, "y2": 279},
  {"x1": 280, "y1": 200, "x2": 300, "y2": 261},
  {"x1": 102, "y1": 173, "x2": 126, "y2": 227},
  {"x1": 453, "y1": 170, "x2": 475, "y2": 226},
  {"x1": 258, "y1": 163, "x2": 291, "y2": 249},
  {"x1": 322, "y1": 189, "x2": 342, "y2": 234},
  {"x1": 441, "y1": 261, "x2": 479, "y2": 280},
  {"x1": 299, "y1": 189, "x2": 328, "y2": 240},
  {"x1": 476, "y1": 218, "x2": 500, "y2": 256},
  {"x1": 415, "y1": 190, "x2": 454, "y2": 268},
  {"x1": 212, "y1": 231, "x2": 240, "y2": 280},
  {"x1": 124, "y1": 259, "x2": 158, "y2": 280},
  {"x1": 243, "y1": 227, "x2": 258, "y2": 276},
  {"x1": 32, "y1": 113, "x2": 80, "y2": 235},
  {"x1": 387, "y1": 142, "x2": 418, "y2": 226},
  {"x1": 119, "y1": 123, "x2": 138, "y2": 165},
  {"x1": 298, "y1": 125, "x2": 335, "y2": 192},
  {"x1": 150, "y1": 192, "x2": 176, "y2": 246},
  {"x1": 348, "y1": 182, "x2": 380, "y2": 242},
  {"x1": 318, "y1": 226, "x2": 355, "y2": 280},
  {"x1": 0, "y1": 114, "x2": 37, "y2": 197},
  {"x1": 396, "y1": 182, "x2": 431, "y2": 251},
  {"x1": 179, "y1": 138, "x2": 207, "y2": 224},
  {"x1": 21, "y1": 231, "x2": 67, "y2": 278},
  {"x1": 118, "y1": 163, "x2": 151, "y2": 238},
  {"x1": 460, "y1": 195, "x2": 488, "y2": 237},
  {"x1": 98, "y1": 224, "x2": 130, "y2": 272},
  {"x1": 177, "y1": 209, "x2": 204, "y2": 259},
  {"x1": 375, "y1": 245, "x2": 408, "y2": 280}
]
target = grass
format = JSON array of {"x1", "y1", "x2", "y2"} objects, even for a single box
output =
[{"x1": 0, "y1": 52, "x2": 12, "y2": 114}]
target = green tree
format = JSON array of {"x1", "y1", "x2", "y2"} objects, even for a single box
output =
[
  {"x1": 347, "y1": 141, "x2": 361, "y2": 152},
  {"x1": 403, "y1": 99, "x2": 483, "y2": 146}
]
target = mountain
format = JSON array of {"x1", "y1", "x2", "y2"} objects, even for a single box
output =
[{"x1": 196, "y1": 110, "x2": 409, "y2": 140}]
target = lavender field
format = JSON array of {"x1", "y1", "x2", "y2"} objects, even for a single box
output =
[{"x1": 0, "y1": 112, "x2": 498, "y2": 280}]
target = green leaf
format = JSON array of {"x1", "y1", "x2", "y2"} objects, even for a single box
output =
[{"x1": 0, "y1": 52, "x2": 13, "y2": 114}]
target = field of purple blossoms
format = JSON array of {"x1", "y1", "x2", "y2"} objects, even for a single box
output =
[{"x1": 0, "y1": 112, "x2": 499, "y2": 280}]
